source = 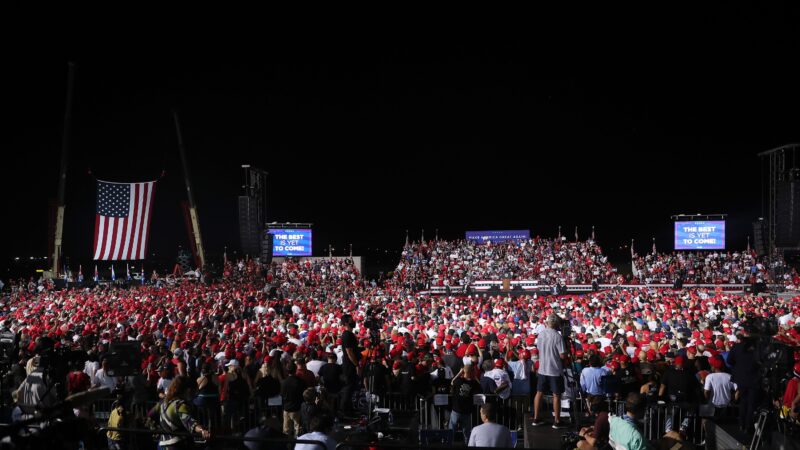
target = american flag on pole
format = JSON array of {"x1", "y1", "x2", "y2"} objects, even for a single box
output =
[{"x1": 93, "y1": 180, "x2": 156, "y2": 260}]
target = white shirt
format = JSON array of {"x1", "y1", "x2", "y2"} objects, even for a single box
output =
[
  {"x1": 157, "y1": 377, "x2": 173, "y2": 394},
  {"x1": 704, "y1": 372, "x2": 737, "y2": 407},
  {"x1": 84, "y1": 360, "x2": 100, "y2": 381},
  {"x1": 93, "y1": 368, "x2": 117, "y2": 391},
  {"x1": 306, "y1": 360, "x2": 325, "y2": 376},
  {"x1": 483, "y1": 368, "x2": 511, "y2": 400},
  {"x1": 429, "y1": 366, "x2": 454, "y2": 380},
  {"x1": 295, "y1": 431, "x2": 337, "y2": 450}
]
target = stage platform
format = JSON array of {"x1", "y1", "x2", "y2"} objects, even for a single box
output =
[{"x1": 523, "y1": 413, "x2": 569, "y2": 449}]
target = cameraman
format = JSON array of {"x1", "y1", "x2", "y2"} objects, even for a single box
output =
[
  {"x1": 728, "y1": 335, "x2": 760, "y2": 433},
  {"x1": 531, "y1": 314, "x2": 568, "y2": 429}
]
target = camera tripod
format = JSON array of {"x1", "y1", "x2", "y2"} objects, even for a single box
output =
[
  {"x1": 362, "y1": 329, "x2": 385, "y2": 431},
  {"x1": 561, "y1": 322, "x2": 583, "y2": 432}
]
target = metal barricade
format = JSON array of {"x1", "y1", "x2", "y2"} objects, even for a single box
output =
[
  {"x1": 418, "y1": 393, "x2": 526, "y2": 432},
  {"x1": 101, "y1": 426, "x2": 328, "y2": 450},
  {"x1": 91, "y1": 397, "x2": 117, "y2": 425},
  {"x1": 643, "y1": 402, "x2": 705, "y2": 446},
  {"x1": 379, "y1": 392, "x2": 421, "y2": 413}
]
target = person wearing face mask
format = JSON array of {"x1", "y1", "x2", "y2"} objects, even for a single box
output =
[{"x1": 157, "y1": 375, "x2": 210, "y2": 450}]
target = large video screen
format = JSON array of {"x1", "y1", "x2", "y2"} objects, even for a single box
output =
[
  {"x1": 269, "y1": 229, "x2": 313, "y2": 256},
  {"x1": 674, "y1": 221, "x2": 725, "y2": 250},
  {"x1": 465, "y1": 230, "x2": 531, "y2": 244}
]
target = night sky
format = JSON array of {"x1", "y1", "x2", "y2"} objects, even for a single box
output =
[{"x1": 5, "y1": 31, "x2": 800, "y2": 277}]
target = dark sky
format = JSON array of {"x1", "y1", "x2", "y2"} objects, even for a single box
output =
[{"x1": 5, "y1": 28, "x2": 800, "y2": 276}]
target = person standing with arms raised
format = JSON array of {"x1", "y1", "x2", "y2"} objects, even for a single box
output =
[{"x1": 531, "y1": 313, "x2": 568, "y2": 429}]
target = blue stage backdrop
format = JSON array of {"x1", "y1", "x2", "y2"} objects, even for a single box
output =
[
  {"x1": 674, "y1": 221, "x2": 725, "y2": 250},
  {"x1": 269, "y1": 229, "x2": 313, "y2": 256},
  {"x1": 465, "y1": 230, "x2": 531, "y2": 244}
]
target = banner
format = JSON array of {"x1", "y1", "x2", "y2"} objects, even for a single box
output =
[{"x1": 465, "y1": 230, "x2": 530, "y2": 244}]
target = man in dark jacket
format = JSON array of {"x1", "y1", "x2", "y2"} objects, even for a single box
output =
[
  {"x1": 281, "y1": 361, "x2": 304, "y2": 437},
  {"x1": 728, "y1": 336, "x2": 760, "y2": 433}
]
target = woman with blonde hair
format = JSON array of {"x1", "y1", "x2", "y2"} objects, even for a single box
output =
[{"x1": 157, "y1": 375, "x2": 210, "y2": 450}]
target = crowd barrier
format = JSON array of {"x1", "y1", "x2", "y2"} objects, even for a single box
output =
[
  {"x1": 425, "y1": 282, "x2": 758, "y2": 295},
  {"x1": 90, "y1": 391, "x2": 744, "y2": 449},
  {"x1": 336, "y1": 443, "x2": 520, "y2": 450},
  {"x1": 92, "y1": 396, "x2": 283, "y2": 435},
  {"x1": 417, "y1": 393, "x2": 531, "y2": 432},
  {"x1": 100, "y1": 426, "x2": 327, "y2": 450}
]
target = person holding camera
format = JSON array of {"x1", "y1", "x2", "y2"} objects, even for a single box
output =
[{"x1": 531, "y1": 314, "x2": 568, "y2": 429}]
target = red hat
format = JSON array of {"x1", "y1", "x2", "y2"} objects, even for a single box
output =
[
  {"x1": 710, "y1": 357, "x2": 724, "y2": 370},
  {"x1": 393, "y1": 361, "x2": 403, "y2": 370},
  {"x1": 794, "y1": 362, "x2": 800, "y2": 375},
  {"x1": 674, "y1": 356, "x2": 685, "y2": 366},
  {"x1": 494, "y1": 359, "x2": 505, "y2": 369}
]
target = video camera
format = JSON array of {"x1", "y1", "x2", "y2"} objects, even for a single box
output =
[
  {"x1": 362, "y1": 306, "x2": 385, "y2": 332},
  {"x1": 743, "y1": 315, "x2": 779, "y2": 337}
]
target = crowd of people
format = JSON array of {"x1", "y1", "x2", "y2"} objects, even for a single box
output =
[
  {"x1": 392, "y1": 238, "x2": 617, "y2": 291},
  {"x1": 1, "y1": 249, "x2": 799, "y2": 448},
  {"x1": 632, "y1": 249, "x2": 798, "y2": 286}
]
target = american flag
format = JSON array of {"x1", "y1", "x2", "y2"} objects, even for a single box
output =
[{"x1": 93, "y1": 180, "x2": 156, "y2": 260}]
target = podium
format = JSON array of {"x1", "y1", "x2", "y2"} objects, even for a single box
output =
[{"x1": 502, "y1": 278, "x2": 511, "y2": 291}]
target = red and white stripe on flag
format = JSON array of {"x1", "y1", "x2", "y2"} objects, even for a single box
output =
[{"x1": 93, "y1": 180, "x2": 156, "y2": 260}]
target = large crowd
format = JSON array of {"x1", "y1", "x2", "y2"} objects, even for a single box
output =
[
  {"x1": 1, "y1": 246, "x2": 799, "y2": 449},
  {"x1": 392, "y1": 238, "x2": 617, "y2": 291},
  {"x1": 632, "y1": 250, "x2": 798, "y2": 287}
]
